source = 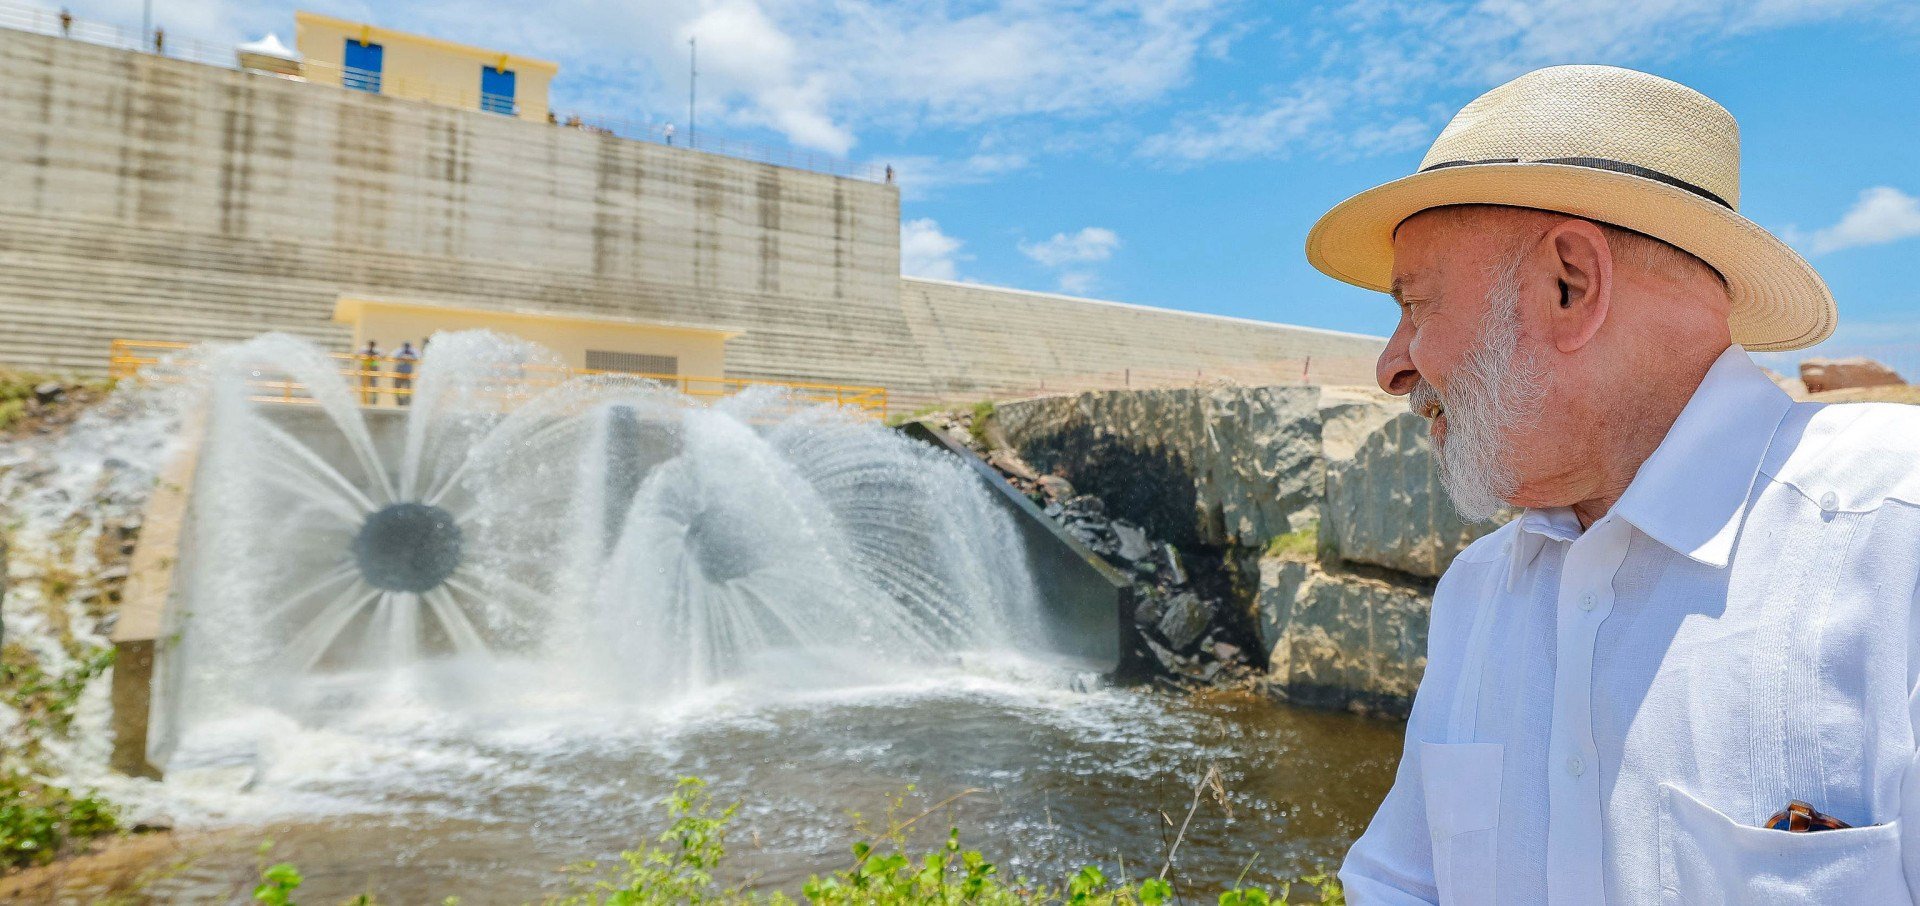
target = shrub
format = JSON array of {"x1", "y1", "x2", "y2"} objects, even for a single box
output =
[
  {"x1": 1264, "y1": 522, "x2": 1319, "y2": 561},
  {"x1": 0, "y1": 771, "x2": 118, "y2": 869}
]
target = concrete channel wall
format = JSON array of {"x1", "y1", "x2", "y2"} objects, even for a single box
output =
[
  {"x1": 897, "y1": 421, "x2": 1139, "y2": 676},
  {"x1": 0, "y1": 27, "x2": 1385, "y2": 411}
]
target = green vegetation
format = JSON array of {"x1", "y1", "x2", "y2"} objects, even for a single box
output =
[
  {"x1": 885, "y1": 405, "x2": 951, "y2": 428},
  {"x1": 0, "y1": 370, "x2": 113, "y2": 433},
  {"x1": 1263, "y1": 522, "x2": 1319, "y2": 561},
  {"x1": 247, "y1": 778, "x2": 1342, "y2": 906},
  {"x1": 3, "y1": 645, "x2": 115, "y2": 743},
  {"x1": 0, "y1": 770, "x2": 117, "y2": 870},
  {"x1": 968, "y1": 401, "x2": 996, "y2": 445}
]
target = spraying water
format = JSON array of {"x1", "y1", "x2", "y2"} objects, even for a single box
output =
[{"x1": 163, "y1": 332, "x2": 1048, "y2": 734}]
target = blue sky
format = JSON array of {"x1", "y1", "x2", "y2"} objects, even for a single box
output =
[{"x1": 65, "y1": 0, "x2": 1920, "y2": 371}]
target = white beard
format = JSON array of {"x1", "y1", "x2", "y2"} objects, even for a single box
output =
[{"x1": 1409, "y1": 257, "x2": 1544, "y2": 522}]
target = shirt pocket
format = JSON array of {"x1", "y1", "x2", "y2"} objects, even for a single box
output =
[
  {"x1": 1658, "y1": 782, "x2": 1907, "y2": 905},
  {"x1": 1419, "y1": 741, "x2": 1502, "y2": 905}
]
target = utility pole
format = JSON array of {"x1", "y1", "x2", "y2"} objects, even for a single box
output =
[{"x1": 687, "y1": 36, "x2": 697, "y2": 149}]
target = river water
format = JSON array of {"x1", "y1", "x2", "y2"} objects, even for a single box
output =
[{"x1": 109, "y1": 663, "x2": 1402, "y2": 903}]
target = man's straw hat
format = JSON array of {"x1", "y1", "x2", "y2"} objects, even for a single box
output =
[{"x1": 1305, "y1": 64, "x2": 1834, "y2": 351}]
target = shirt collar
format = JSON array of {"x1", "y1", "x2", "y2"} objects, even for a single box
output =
[
  {"x1": 1610, "y1": 346, "x2": 1793, "y2": 567},
  {"x1": 1504, "y1": 346, "x2": 1791, "y2": 582}
]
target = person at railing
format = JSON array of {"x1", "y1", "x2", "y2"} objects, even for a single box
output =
[
  {"x1": 152, "y1": 27, "x2": 162, "y2": 54},
  {"x1": 359, "y1": 340, "x2": 380, "y2": 405},
  {"x1": 59, "y1": 8, "x2": 71, "y2": 35},
  {"x1": 664, "y1": 123, "x2": 675, "y2": 146},
  {"x1": 393, "y1": 341, "x2": 419, "y2": 407}
]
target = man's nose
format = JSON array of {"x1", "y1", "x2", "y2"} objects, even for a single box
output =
[{"x1": 1376, "y1": 320, "x2": 1420, "y2": 395}]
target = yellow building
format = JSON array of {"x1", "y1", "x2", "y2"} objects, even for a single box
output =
[
  {"x1": 333, "y1": 296, "x2": 737, "y2": 389},
  {"x1": 294, "y1": 12, "x2": 557, "y2": 122}
]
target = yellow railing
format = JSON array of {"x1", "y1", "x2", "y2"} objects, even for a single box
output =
[{"x1": 108, "y1": 339, "x2": 889, "y2": 419}]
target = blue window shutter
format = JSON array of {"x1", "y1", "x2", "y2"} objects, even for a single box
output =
[
  {"x1": 343, "y1": 40, "x2": 383, "y2": 93},
  {"x1": 480, "y1": 67, "x2": 516, "y2": 114}
]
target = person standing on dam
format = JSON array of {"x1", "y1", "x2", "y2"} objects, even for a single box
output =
[
  {"x1": 393, "y1": 341, "x2": 419, "y2": 407},
  {"x1": 358, "y1": 340, "x2": 381, "y2": 406},
  {"x1": 1309, "y1": 65, "x2": 1920, "y2": 903}
]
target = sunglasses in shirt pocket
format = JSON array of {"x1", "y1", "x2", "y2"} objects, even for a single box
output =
[
  {"x1": 1420, "y1": 741, "x2": 1503, "y2": 906},
  {"x1": 1658, "y1": 782, "x2": 1906, "y2": 904}
]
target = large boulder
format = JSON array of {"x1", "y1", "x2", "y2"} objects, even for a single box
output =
[
  {"x1": 1255, "y1": 556, "x2": 1429, "y2": 714},
  {"x1": 1800, "y1": 357, "x2": 1904, "y2": 394},
  {"x1": 1324, "y1": 410, "x2": 1500, "y2": 577},
  {"x1": 996, "y1": 385, "x2": 1323, "y2": 548}
]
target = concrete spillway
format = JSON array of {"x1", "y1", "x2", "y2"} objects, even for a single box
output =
[{"x1": 112, "y1": 331, "x2": 1122, "y2": 777}]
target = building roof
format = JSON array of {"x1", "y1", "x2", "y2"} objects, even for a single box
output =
[{"x1": 294, "y1": 11, "x2": 560, "y2": 73}]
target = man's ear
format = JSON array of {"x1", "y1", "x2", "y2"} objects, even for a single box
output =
[{"x1": 1543, "y1": 219, "x2": 1612, "y2": 353}]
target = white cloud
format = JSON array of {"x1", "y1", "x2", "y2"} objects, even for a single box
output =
[
  {"x1": 886, "y1": 150, "x2": 1032, "y2": 200},
  {"x1": 66, "y1": 0, "x2": 1235, "y2": 155},
  {"x1": 1056, "y1": 271, "x2": 1099, "y2": 295},
  {"x1": 900, "y1": 218, "x2": 968, "y2": 280},
  {"x1": 1137, "y1": 0, "x2": 1898, "y2": 166},
  {"x1": 1019, "y1": 227, "x2": 1120, "y2": 293},
  {"x1": 1020, "y1": 227, "x2": 1121, "y2": 268},
  {"x1": 1806, "y1": 186, "x2": 1920, "y2": 254}
]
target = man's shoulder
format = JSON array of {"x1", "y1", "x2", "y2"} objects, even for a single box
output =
[
  {"x1": 1450, "y1": 519, "x2": 1520, "y2": 566},
  {"x1": 1765, "y1": 400, "x2": 1920, "y2": 510}
]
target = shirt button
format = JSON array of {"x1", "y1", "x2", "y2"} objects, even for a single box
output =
[
  {"x1": 1819, "y1": 491, "x2": 1839, "y2": 512},
  {"x1": 1566, "y1": 754, "x2": 1586, "y2": 777},
  {"x1": 1579, "y1": 593, "x2": 1596, "y2": 611}
]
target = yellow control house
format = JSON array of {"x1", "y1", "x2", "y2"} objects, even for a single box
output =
[
  {"x1": 333, "y1": 297, "x2": 737, "y2": 378},
  {"x1": 295, "y1": 11, "x2": 557, "y2": 122}
]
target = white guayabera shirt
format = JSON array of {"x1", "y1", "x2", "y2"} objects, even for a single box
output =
[{"x1": 1339, "y1": 346, "x2": 1920, "y2": 905}]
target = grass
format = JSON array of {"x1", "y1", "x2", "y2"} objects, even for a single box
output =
[
  {"x1": 0, "y1": 771, "x2": 117, "y2": 870},
  {"x1": 244, "y1": 778, "x2": 1344, "y2": 905},
  {"x1": 968, "y1": 401, "x2": 996, "y2": 446},
  {"x1": 1263, "y1": 522, "x2": 1319, "y2": 562},
  {"x1": 0, "y1": 370, "x2": 112, "y2": 434}
]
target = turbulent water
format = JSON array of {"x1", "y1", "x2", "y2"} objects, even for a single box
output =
[
  {"x1": 0, "y1": 331, "x2": 1402, "y2": 902},
  {"x1": 167, "y1": 332, "x2": 1049, "y2": 740}
]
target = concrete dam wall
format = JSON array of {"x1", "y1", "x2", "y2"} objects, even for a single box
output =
[{"x1": 0, "y1": 27, "x2": 1385, "y2": 409}]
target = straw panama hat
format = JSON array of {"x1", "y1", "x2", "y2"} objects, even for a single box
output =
[{"x1": 1305, "y1": 64, "x2": 1835, "y2": 351}]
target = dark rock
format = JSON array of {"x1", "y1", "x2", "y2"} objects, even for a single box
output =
[
  {"x1": 1162, "y1": 543, "x2": 1187, "y2": 585},
  {"x1": 987, "y1": 450, "x2": 1039, "y2": 482},
  {"x1": 32, "y1": 382, "x2": 65, "y2": 405},
  {"x1": 1156, "y1": 592, "x2": 1212, "y2": 651},
  {"x1": 1112, "y1": 522, "x2": 1152, "y2": 561},
  {"x1": 1134, "y1": 593, "x2": 1167, "y2": 628},
  {"x1": 1036, "y1": 474, "x2": 1074, "y2": 500}
]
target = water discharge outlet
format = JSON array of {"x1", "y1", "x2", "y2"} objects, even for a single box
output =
[{"x1": 351, "y1": 502, "x2": 464, "y2": 593}]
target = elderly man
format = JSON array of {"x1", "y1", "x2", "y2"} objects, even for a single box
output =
[{"x1": 1307, "y1": 65, "x2": 1920, "y2": 903}]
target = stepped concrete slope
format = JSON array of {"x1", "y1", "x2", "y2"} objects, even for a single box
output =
[{"x1": 0, "y1": 27, "x2": 1384, "y2": 408}]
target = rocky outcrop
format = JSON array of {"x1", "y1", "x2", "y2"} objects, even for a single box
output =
[
  {"x1": 995, "y1": 385, "x2": 1323, "y2": 548},
  {"x1": 1324, "y1": 412, "x2": 1499, "y2": 578},
  {"x1": 1800, "y1": 357, "x2": 1905, "y2": 394},
  {"x1": 1256, "y1": 556, "x2": 1429, "y2": 714},
  {"x1": 990, "y1": 383, "x2": 1503, "y2": 715}
]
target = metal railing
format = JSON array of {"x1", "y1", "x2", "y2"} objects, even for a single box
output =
[
  {"x1": 109, "y1": 339, "x2": 889, "y2": 419},
  {"x1": 0, "y1": 0, "x2": 886, "y2": 182}
]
